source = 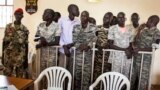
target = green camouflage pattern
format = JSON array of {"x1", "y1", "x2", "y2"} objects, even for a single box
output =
[
  {"x1": 2, "y1": 23, "x2": 29, "y2": 78},
  {"x1": 131, "y1": 27, "x2": 160, "y2": 90},
  {"x1": 69, "y1": 23, "x2": 97, "y2": 90}
]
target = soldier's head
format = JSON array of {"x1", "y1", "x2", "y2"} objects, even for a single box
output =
[
  {"x1": 103, "y1": 12, "x2": 113, "y2": 26},
  {"x1": 14, "y1": 8, "x2": 24, "y2": 22},
  {"x1": 146, "y1": 15, "x2": 159, "y2": 29},
  {"x1": 43, "y1": 9, "x2": 55, "y2": 21},
  {"x1": 117, "y1": 12, "x2": 126, "y2": 27},
  {"x1": 110, "y1": 16, "x2": 118, "y2": 26},
  {"x1": 81, "y1": 11, "x2": 89, "y2": 25},
  {"x1": 89, "y1": 17, "x2": 96, "y2": 25},
  {"x1": 53, "y1": 12, "x2": 61, "y2": 23},
  {"x1": 68, "y1": 4, "x2": 79, "y2": 18},
  {"x1": 131, "y1": 13, "x2": 139, "y2": 25}
]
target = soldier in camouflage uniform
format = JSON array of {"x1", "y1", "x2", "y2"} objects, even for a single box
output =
[
  {"x1": 35, "y1": 9, "x2": 61, "y2": 89},
  {"x1": 69, "y1": 11, "x2": 97, "y2": 90},
  {"x1": 108, "y1": 12, "x2": 133, "y2": 78},
  {"x1": 93, "y1": 12, "x2": 113, "y2": 89},
  {"x1": 2, "y1": 8, "x2": 29, "y2": 78},
  {"x1": 131, "y1": 15, "x2": 160, "y2": 90},
  {"x1": 126, "y1": 13, "x2": 140, "y2": 40}
]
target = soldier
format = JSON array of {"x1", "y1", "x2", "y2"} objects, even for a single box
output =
[
  {"x1": 93, "y1": 12, "x2": 113, "y2": 90},
  {"x1": 69, "y1": 11, "x2": 97, "y2": 90},
  {"x1": 89, "y1": 17, "x2": 96, "y2": 25},
  {"x1": 35, "y1": 9, "x2": 61, "y2": 71},
  {"x1": 53, "y1": 11, "x2": 61, "y2": 23},
  {"x1": 110, "y1": 16, "x2": 118, "y2": 26},
  {"x1": 108, "y1": 12, "x2": 133, "y2": 78},
  {"x1": 35, "y1": 9, "x2": 61, "y2": 89},
  {"x1": 127, "y1": 13, "x2": 140, "y2": 41},
  {"x1": 2, "y1": 8, "x2": 29, "y2": 78},
  {"x1": 131, "y1": 15, "x2": 160, "y2": 90}
]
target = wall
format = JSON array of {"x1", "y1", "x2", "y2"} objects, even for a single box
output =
[{"x1": 0, "y1": 0, "x2": 160, "y2": 84}]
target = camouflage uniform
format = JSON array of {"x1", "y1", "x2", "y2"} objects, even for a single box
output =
[
  {"x1": 108, "y1": 25, "x2": 133, "y2": 78},
  {"x1": 2, "y1": 23, "x2": 29, "y2": 78},
  {"x1": 36, "y1": 21, "x2": 61, "y2": 89},
  {"x1": 69, "y1": 23, "x2": 97, "y2": 90},
  {"x1": 131, "y1": 27, "x2": 160, "y2": 90},
  {"x1": 93, "y1": 26, "x2": 110, "y2": 89},
  {"x1": 36, "y1": 21, "x2": 61, "y2": 71},
  {"x1": 126, "y1": 24, "x2": 138, "y2": 41}
]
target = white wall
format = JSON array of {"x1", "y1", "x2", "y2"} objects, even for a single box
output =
[{"x1": 0, "y1": 0, "x2": 160, "y2": 84}]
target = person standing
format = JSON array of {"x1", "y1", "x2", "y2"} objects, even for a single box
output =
[
  {"x1": 2, "y1": 8, "x2": 29, "y2": 78},
  {"x1": 127, "y1": 13, "x2": 140, "y2": 40},
  {"x1": 58, "y1": 4, "x2": 80, "y2": 67},
  {"x1": 35, "y1": 9, "x2": 61, "y2": 89},
  {"x1": 94, "y1": 12, "x2": 113, "y2": 82},
  {"x1": 108, "y1": 12, "x2": 133, "y2": 78},
  {"x1": 131, "y1": 15, "x2": 160, "y2": 90},
  {"x1": 35, "y1": 9, "x2": 61, "y2": 72},
  {"x1": 70, "y1": 11, "x2": 97, "y2": 90}
]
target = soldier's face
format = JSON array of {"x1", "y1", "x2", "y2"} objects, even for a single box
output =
[
  {"x1": 146, "y1": 18, "x2": 154, "y2": 29},
  {"x1": 43, "y1": 10, "x2": 51, "y2": 21},
  {"x1": 131, "y1": 15, "x2": 139, "y2": 24},
  {"x1": 14, "y1": 12, "x2": 23, "y2": 21},
  {"x1": 117, "y1": 14, "x2": 125, "y2": 27},
  {"x1": 81, "y1": 12, "x2": 89, "y2": 24},
  {"x1": 103, "y1": 14, "x2": 110, "y2": 24}
]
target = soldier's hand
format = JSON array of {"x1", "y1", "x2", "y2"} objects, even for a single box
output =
[
  {"x1": 63, "y1": 45, "x2": 71, "y2": 57},
  {"x1": 125, "y1": 49, "x2": 132, "y2": 59},
  {"x1": 36, "y1": 44, "x2": 42, "y2": 49},
  {"x1": 79, "y1": 43, "x2": 89, "y2": 52},
  {"x1": 133, "y1": 46, "x2": 139, "y2": 54},
  {"x1": 40, "y1": 37, "x2": 48, "y2": 46}
]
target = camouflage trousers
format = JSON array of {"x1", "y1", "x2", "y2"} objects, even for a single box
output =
[
  {"x1": 131, "y1": 54, "x2": 152, "y2": 90},
  {"x1": 39, "y1": 46, "x2": 57, "y2": 90},
  {"x1": 93, "y1": 50, "x2": 110, "y2": 90},
  {"x1": 69, "y1": 50, "x2": 92, "y2": 90},
  {"x1": 3, "y1": 65, "x2": 28, "y2": 78},
  {"x1": 108, "y1": 52, "x2": 131, "y2": 78}
]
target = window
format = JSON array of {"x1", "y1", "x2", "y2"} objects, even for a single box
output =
[{"x1": 0, "y1": 0, "x2": 13, "y2": 28}]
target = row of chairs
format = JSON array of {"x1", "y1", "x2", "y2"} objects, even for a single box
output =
[{"x1": 34, "y1": 66, "x2": 130, "y2": 90}]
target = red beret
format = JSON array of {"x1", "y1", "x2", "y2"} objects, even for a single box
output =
[{"x1": 14, "y1": 8, "x2": 23, "y2": 15}]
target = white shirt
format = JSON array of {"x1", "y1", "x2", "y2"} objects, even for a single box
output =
[{"x1": 58, "y1": 17, "x2": 80, "y2": 53}]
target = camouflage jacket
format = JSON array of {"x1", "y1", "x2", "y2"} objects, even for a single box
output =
[{"x1": 73, "y1": 23, "x2": 97, "y2": 49}]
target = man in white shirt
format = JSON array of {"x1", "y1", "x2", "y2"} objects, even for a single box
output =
[{"x1": 58, "y1": 4, "x2": 80, "y2": 67}]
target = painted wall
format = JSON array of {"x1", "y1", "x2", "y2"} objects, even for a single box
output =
[{"x1": 0, "y1": 0, "x2": 160, "y2": 84}]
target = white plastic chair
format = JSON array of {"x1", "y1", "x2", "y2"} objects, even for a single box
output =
[
  {"x1": 89, "y1": 72, "x2": 130, "y2": 90},
  {"x1": 34, "y1": 66, "x2": 72, "y2": 90}
]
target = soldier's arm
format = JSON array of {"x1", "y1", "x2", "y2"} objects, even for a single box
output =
[{"x1": 108, "y1": 40, "x2": 127, "y2": 51}]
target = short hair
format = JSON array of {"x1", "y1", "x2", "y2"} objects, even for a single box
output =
[
  {"x1": 55, "y1": 12, "x2": 61, "y2": 17},
  {"x1": 82, "y1": 10, "x2": 89, "y2": 17},
  {"x1": 68, "y1": 4, "x2": 78, "y2": 13},
  {"x1": 45, "y1": 9, "x2": 55, "y2": 19},
  {"x1": 131, "y1": 13, "x2": 139, "y2": 17},
  {"x1": 107, "y1": 12, "x2": 113, "y2": 18},
  {"x1": 149, "y1": 15, "x2": 160, "y2": 26},
  {"x1": 117, "y1": 12, "x2": 125, "y2": 17}
]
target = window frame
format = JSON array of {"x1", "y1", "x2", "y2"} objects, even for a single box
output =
[{"x1": 0, "y1": 0, "x2": 14, "y2": 29}]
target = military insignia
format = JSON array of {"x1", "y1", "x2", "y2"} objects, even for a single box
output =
[{"x1": 25, "y1": 0, "x2": 38, "y2": 15}]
